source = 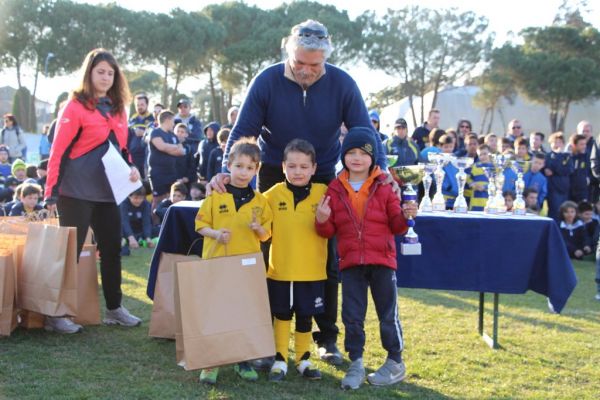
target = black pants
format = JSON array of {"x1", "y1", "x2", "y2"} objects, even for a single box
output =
[
  {"x1": 258, "y1": 164, "x2": 339, "y2": 346},
  {"x1": 57, "y1": 196, "x2": 122, "y2": 310}
]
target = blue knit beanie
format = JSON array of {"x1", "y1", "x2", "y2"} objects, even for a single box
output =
[{"x1": 341, "y1": 126, "x2": 377, "y2": 170}]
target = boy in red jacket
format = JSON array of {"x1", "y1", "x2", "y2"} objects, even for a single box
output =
[{"x1": 315, "y1": 127, "x2": 417, "y2": 390}]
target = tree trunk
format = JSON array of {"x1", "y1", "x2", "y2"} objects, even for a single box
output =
[
  {"x1": 170, "y1": 64, "x2": 183, "y2": 110},
  {"x1": 480, "y1": 108, "x2": 489, "y2": 134},
  {"x1": 408, "y1": 95, "x2": 417, "y2": 128},
  {"x1": 162, "y1": 59, "x2": 169, "y2": 106},
  {"x1": 558, "y1": 100, "x2": 570, "y2": 133},
  {"x1": 15, "y1": 58, "x2": 22, "y2": 89},
  {"x1": 488, "y1": 106, "x2": 495, "y2": 135},
  {"x1": 430, "y1": 40, "x2": 449, "y2": 111},
  {"x1": 208, "y1": 62, "x2": 219, "y2": 122},
  {"x1": 219, "y1": 89, "x2": 226, "y2": 124},
  {"x1": 32, "y1": 61, "x2": 40, "y2": 100}
]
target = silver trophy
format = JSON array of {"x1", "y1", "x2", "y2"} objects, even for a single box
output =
[
  {"x1": 490, "y1": 154, "x2": 513, "y2": 214},
  {"x1": 482, "y1": 166, "x2": 497, "y2": 213},
  {"x1": 428, "y1": 153, "x2": 454, "y2": 211},
  {"x1": 511, "y1": 161, "x2": 526, "y2": 215},
  {"x1": 389, "y1": 165, "x2": 424, "y2": 255},
  {"x1": 419, "y1": 163, "x2": 436, "y2": 212},
  {"x1": 451, "y1": 157, "x2": 475, "y2": 213}
]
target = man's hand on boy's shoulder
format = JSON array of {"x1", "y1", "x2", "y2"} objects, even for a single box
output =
[
  {"x1": 381, "y1": 172, "x2": 401, "y2": 198},
  {"x1": 206, "y1": 173, "x2": 231, "y2": 195}
]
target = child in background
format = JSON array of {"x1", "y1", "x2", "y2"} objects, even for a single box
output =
[
  {"x1": 501, "y1": 138, "x2": 512, "y2": 154},
  {"x1": 503, "y1": 190, "x2": 515, "y2": 212},
  {"x1": 154, "y1": 182, "x2": 187, "y2": 225},
  {"x1": 514, "y1": 137, "x2": 531, "y2": 173},
  {"x1": 9, "y1": 182, "x2": 43, "y2": 216},
  {"x1": 315, "y1": 127, "x2": 416, "y2": 390},
  {"x1": 174, "y1": 123, "x2": 196, "y2": 189},
  {"x1": 523, "y1": 188, "x2": 539, "y2": 214},
  {"x1": 545, "y1": 132, "x2": 573, "y2": 221},
  {"x1": 189, "y1": 182, "x2": 205, "y2": 201},
  {"x1": 264, "y1": 139, "x2": 327, "y2": 382},
  {"x1": 578, "y1": 201, "x2": 598, "y2": 251},
  {"x1": 559, "y1": 200, "x2": 591, "y2": 259},
  {"x1": 439, "y1": 134, "x2": 458, "y2": 209},
  {"x1": 0, "y1": 146, "x2": 11, "y2": 178},
  {"x1": 197, "y1": 122, "x2": 220, "y2": 181},
  {"x1": 484, "y1": 133, "x2": 498, "y2": 154},
  {"x1": 569, "y1": 134, "x2": 589, "y2": 203},
  {"x1": 419, "y1": 128, "x2": 444, "y2": 162},
  {"x1": 37, "y1": 159, "x2": 48, "y2": 190},
  {"x1": 119, "y1": 187, "x2": 156, "y2": 256},
  {"x1": 11, "y1": 159, "x2": 27, "y2": 183},
  {"x1": 523, "y1": 153, "x2": 548, "y2": 211},
  {"x1": 466, "y1": 144, "x2": 493, "y2": 211},
  {"x1": 195, "y1": 138, "x2": 272, "y2": 385},
  {"x1": 206, "y1": 128, "x2": 230, "y2": 182}
]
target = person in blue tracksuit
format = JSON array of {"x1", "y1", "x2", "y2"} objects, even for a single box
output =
[
  {"x1": 523, "y1": 153, "x2": 548, "y2": 210},
  {"x1": 384, "y1": 118, "x2": 418, "y2": 166},
  {"x1": 545, "y1": 132, "x2": 574, "y2": 221},
  {"x1": 439, "y1": 134, "x2": 458, "y2": 209}
]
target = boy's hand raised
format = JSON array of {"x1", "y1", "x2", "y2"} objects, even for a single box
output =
[{"x1": 316, "y1": 196, "x2": 332, "y2": 223}]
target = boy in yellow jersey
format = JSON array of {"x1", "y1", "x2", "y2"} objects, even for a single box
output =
[
  {"x1": 194, "y1": 138, "x2": 273, "y2": 385},
  {"x1": 466, "y1": 144, "x2": 493, "y2": 211},
  {"x1": 263, "y1": 139, "x2": 328, "y2": 382}
]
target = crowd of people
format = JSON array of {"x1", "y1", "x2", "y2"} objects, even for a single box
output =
[{"x1": 1, "y1": 17, "x2": 596, "y2": 393}]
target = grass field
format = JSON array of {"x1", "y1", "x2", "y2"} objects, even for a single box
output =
[{"x1": 1, "y1": 248, "x2": 599, "y2": 399}]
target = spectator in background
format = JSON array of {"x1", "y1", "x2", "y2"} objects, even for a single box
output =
[
  {"x1": 506, "y1": 119, "x2": 524, "y2": 143},
  {"x1": 570, "y1": 133, "x2": 589, "y2": 203},
  {"x1": 523, "y1": 188, "x2": 540, "y2": 214},
  {"x1": 503, "y1": 190, "x2": 515, "y2": 212},
  {"x1": 173, "y1": 123, "x2": 196, "y2": 189},
  {"x1": 523, "y1": 153, "x2": 548, "y2": 210},
  {"x1": 206, "y1": 128, "x2": 230, "y2": 182},
  {"x1": 9, "y1": 182, "x2": 43, "y2": 216},
  {"x1": 529, "y1": 131, "x2": 546, "y2": 154},
  {"x1": 384, "y1": 118, "x2": 418, "y2": 166},
  {"x1": 445, "y1": 129, "x2": 459, "y2": 153},
  {"x1": 223, "y1": 106, "x2": 239, "y2": 129},
  {"x1": 545, "y1": 132, "x2": 574, "y2": 221},
  {"x1": 578, "y1": 201, "x2": 598, "y2": 252},
  {"x1": 455, "y1": 133, "x2": 478, "y2": 160},
  {"x1": 0, "y1": 146, "x2": 11, "y2": 178},
  {"x1": 128, "y1": 93, "x2": 154, "y2": 179},
  {"x1": 119, "y1": 187, "x2": 155, "y2": 256},
  {"x1": 154, "y1": 181, "x2": 187, "y2": 225},
  {"x1": 37, "y1": 159, "x2": 48, "y2": 191},
  {"x1": 514, "y1": 137, "x2": 531, "y2": 173},
  {"x1": 501, "y1": 137, "x2": 512, "y2": 154},
  {"x1": 174, "y1": 98, "x2": 203, "y2": 150},
  {"x1": 466, "y1": 144, "x2": 493, "y2": 211},
  {"x1": 455, "y1": 119, "x2": 472, "y2": 151},
  {"x1": 578, "y1": 121, "x2": 597, "y2": 204},
  {"x1": 369, "y1": 110, "x2": 387, "y2": 142},
  {"x1": 39, "y1": 124, "x2": 52, "y2": 160},
  {"x1": 484, "y1": 133, "x2": 499, "y2": 154},
  {"x1": 1, "y1": 114, "x2": 26, "y2": 162},
  {"x1": 412, "y1": 109, "x2": 440, "y2": 151},
  {"x1": 439, "y1": 134, "x2": 458, "y2": 209},
  {"x1": 559, "y1": 200, "x2": 591, "y2": 259},
  {"x1": 11, "y1": 159, "x2": 27, "y2": 183},
  {"x1": 189, "y1": 181, "x2": 205, "y2": 201},
  {"x1": 197, "y1": 121, "x2": 220, "y2": 181},
  {"x1": 419, "y1": 128, "x2": 445, "y2": 162}
]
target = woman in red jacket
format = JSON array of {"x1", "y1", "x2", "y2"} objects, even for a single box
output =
[
  {"x1": 45, "y1": 48, "x2": 141, "y2": 333},
  {"x1": 315, "y1": 127, "x2": 416, "y2": 390}
]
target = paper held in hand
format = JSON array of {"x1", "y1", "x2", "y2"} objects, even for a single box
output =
[{"x1": 102, "y1": 144, "x2": 142, "y2": 205}]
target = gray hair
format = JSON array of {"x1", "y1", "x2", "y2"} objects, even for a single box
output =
[{"x1": 285, "y1": 20, "x2": 333, "y2": 59}]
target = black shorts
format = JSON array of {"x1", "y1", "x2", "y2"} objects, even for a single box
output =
[
  {"x1": 267, "y1": 279, "x2": 326, "y2": 316},
  {"x1": 149, "y1": 177, "x2": 175, "y2": 197}
]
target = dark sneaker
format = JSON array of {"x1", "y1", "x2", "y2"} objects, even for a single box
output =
[
  {"x1": 235, "y1": 362, "x2": 258, "y2": 381},
  {"x1": 318, "y1": 342, "x2": 343, "y2": 366},
  {"x1": 341, "y1": 358, "x2": 365, "y2": 390},
  {"x1": 268, "y1": 361, "x2": 288, "y2": 382},
  {"x1": 251, "y1": 356, "x2": 275, "y2": 371},
  {"x1": 199, "y1": 368, "x2": 219, "y2": 385},
  {"x1": 297, "y1": 360, "x2": 321, "y2": 380},
  {"x1": 44, "y1": 317, "x2": 83, "y2": 334},
  {"x1": 367, "y1": 358, "x2": 406, "y2": 386},
  {"x1": 103, "y1": 306, "x2": 142, "y2": 327}
]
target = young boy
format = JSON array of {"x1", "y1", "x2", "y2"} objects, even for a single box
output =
[
  {"x1": 545, "y1": 132, "x2": 574, "y2": 221},
  {"x1": 37, "y1": 159, "x2": 48, "y2": 191},
  {"x1": 503, "y1": 190, "x2": 515, "y2": 212},
  {"x1": 523, "y1": 153, "x2": 548, "y2": 211},
  {"x1": 189, "y1": 182, "x2": 205, "y2": 201},
  {"x1": 154, "y1": 182, "x2": 187, "y2": 225},
  {"x1": 195, "y1": 138, "x2": 272, "y2": 385},
  {"x1": 315, "y1": 127, "x2": 416, "y2": 390},
  {"x1": 197, "y1": 122, "x2": 220, "y2": 181},
  {"x1": 120, "y1": 187, "x2": 155, "y2": 256},
  {"x1": 263, "y1": 139, "x2": 328, "y2": 382},
  {"x1": 569, "y1": 134, "x2": 589, "y2": 203},
  {"x1": 11, "y1": 158, "x2": 27, "y2": 183},
  {"x1": 174, "y1": 123, "x2": 196, "y2": 189},
  {"x1": 206, "y1": 128, "x2": 230, "y2": 182},
  {"x1": 439, "y1": 134, "x2": 458, "y2": 209},
  {"x1": 466, "y1": 144, "x2": 493, "y2": 211},
  {"x1": 0, "y1": 146, "x2": 11, "y2": 178},
  {"x1": 578, "y1": 201, "x2": 598, "y2": 251},
  {"x1": 9, "y1": 182, "x2": 43, "y2": 216},
  {"x1": 523, "y1": 188, "x2": 539, "y2": 214},
  {"x1": 514, "y1": 137, "x2": 531, "y2": 173}
]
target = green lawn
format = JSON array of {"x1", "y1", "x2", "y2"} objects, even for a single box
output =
[{"x1": 1, "y1": 248, "x2": 599, "y2": 399}]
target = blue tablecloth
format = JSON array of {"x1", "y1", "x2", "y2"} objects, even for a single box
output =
[{"x1": 147, "y1": 204, "x2": 577, "y2": 313}]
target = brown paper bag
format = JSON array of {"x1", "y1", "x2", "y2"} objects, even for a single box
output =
[
  {"x1": 149, "y1": 253, "x2": 200, "y2": 339},
  {"x1": 18, "y1": 310, "x2": 45, "y2": 329},
  {"x1": 174, "y1": 252, "x2": 275, "y2": 370},
  {"x1": 18, "y1": 224, "x2": 78, "y2": 317},
  {"x1": 72, "y1": 244, "x2": 100, "y2": 326},
  {"x1": 0, "y1": 250, "x2": 17, "y2": 336}
]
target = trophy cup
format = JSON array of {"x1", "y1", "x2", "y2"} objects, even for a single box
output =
[
  {"x1": 491, "y1": 154, "x2": 512, "y2": 214},
  {"x1": 482, "y1": 166, "x2": 498, "y2": 213},
  {"x1": 511, "y1": 161, "x2": 526, "y2": 215},
  {"x1": 428, "y1": 153, "x2": 454, "y2": 211},
  {"x1": 419, "y1": 163, "x2": 437, "y2": 212},
  {"x1": 389, "y1": 164, "x2": 424, "y2": 255},
  {"x1": 451, "y1": 157, "x2": 475, "y2": 213}
]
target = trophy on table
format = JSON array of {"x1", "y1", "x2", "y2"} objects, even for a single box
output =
[
  {"x1": 388, "y1": 164, "x2": 424, "y2": 255},
  {"x1": 511, "y1": 161, "x2": 526, "y2": 215},
  {"x1": 451, "y1": 157, "x2": 475, "y2": 213},
  {"x1": 482, "y1": 166, "x2": 498, "y2": 213},
  {"x1": 419, "y1": 163, "x2": 437, "y2": 212},
  {"x1": 490, "y1": 153, "x2": 513, "y2": 214},
  {"x1": 428, "y1": 153, "x2": 454, "y2": 211}
]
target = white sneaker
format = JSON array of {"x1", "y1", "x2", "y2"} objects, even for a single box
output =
[
  {"x1": 595, "y1": 293, "x2": 600, "y2": 301},
  {"x1": 103, "y1": 306, "x2": 142, "y2": 327},
  {"x1": 44, "y1": 317, "x2": 83, "y2": 334},
  {"x1": 367, "y1": 358, "x2": 406, "y2": 386}
]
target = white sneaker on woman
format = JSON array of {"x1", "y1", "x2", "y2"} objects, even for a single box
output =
[{"x1": 103, "y1": 306, "x2": 141, "y2": 327}]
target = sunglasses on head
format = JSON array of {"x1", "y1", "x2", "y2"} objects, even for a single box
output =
[{"x1": 297, "y1": 27, "x2": 329, "y2": 40}]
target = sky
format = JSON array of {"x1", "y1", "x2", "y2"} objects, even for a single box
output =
[{"x1": 2, "y1": 0, "x2": 598, "y2": 105}]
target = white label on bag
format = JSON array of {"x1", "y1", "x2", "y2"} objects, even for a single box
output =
[
  {"x1": 241, "y1": 257, "x2": 257, "y2": 266},
  {"x1": 80, "y1": 251, "x2": 91, "y2": 257}
]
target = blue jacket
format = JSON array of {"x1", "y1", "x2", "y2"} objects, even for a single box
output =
[
  {"x1": 545, "y1": 151, "x2": 573, "y2": 195},
  {"x1": 385, "y1": 136, "x2": 418, "y2": 166},
  {"x1": 39, "y1": 134, "x2": 51, "y2": 157},
  {"x1": 570, "y1": 153, "x2": 589, "y2": 201},
  {"x1": 419, "y1": 146, "x2": 441, "y2": 163},
  {"x1": 174, "y1": 115, "x2": 203, "y2": 146},
  {"x1": 442, "y1": 162, "x2": 459, "y2": 208},
  {"x1": 523, "y1": 170, "x2": 548, "y2": 208},
  {"x1": 224, "y1": 62, "x2": 385, "y2": 177},
  {"x1": 120, "y1": 197, "x2": 152, "y2": 239}
]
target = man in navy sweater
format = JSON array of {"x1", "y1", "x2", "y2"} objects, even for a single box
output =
[{"x1": 207, "y1": 20, "x2": 391, "y2": 371}]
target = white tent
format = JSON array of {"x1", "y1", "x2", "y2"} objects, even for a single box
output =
[{"x1": 379, "y1": 85, "x2": 600, "y2": 138}]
